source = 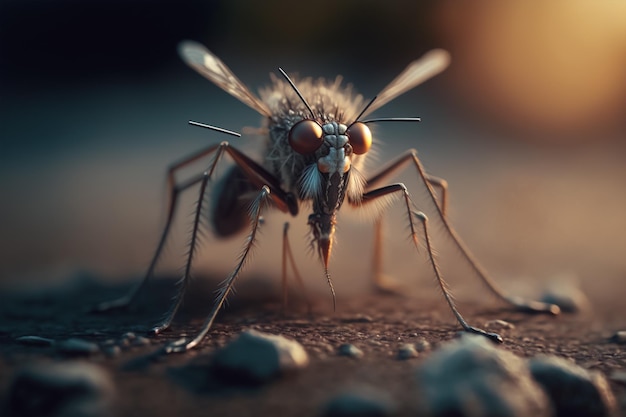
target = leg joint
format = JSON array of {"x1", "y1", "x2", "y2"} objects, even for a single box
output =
[{"x1": 413, "y1": 210, "x2": 428, "y2": 222}]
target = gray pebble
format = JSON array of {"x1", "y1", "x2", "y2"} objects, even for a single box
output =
[
  {"x1": 529, "y1": 355, "x2": 617, "y2": 417},
  {"x1": 397, "y1": 343, "x2": 418, "y2": 360},
  {"x1": 121, "y1": 332, "x2": 136, "y2": 340},
  {"x1": 131, "y1": 336, "x2": 151, "y2": 346},
  {"x1": 56, "y1": 338, "x2": 101, "y2": 356},
  {"x1": 415, "y1": 335, "x2": 551, "y2": 417},
  {"x1": 484, "y1": 319, "x2": 516, "y2": 330},
  {"x1": 102, "y1": 345, "x2": 121, "y2": 358},
  {"x1": 609, "y1": 330, "x2": 626, "y2": 344},
  {"x1": 539, "y1": 279, "x2": 590, "y2": 313},
  {"x1": 414, "y1": 338, "x2": 431, "y2": 352},
  {"x1": 117, "y1": 332, "x2": 138, "y2": 347},
  {"x1": 338, "y1": 344, "x2": 364, "y2": 359},
  {"x1": 321, "y1": 387, "x2": 396, "y2": 417},
  {"x1": 341, "y1": 314, "x2": 373, "y2": 323},
  {"x1": 212, "y1": 329, "x2": 309, "y2": 384},
  {"x1": 6, "y1": 361, "x2": 115, "y2": 417},
  {"x1": 100, "y1": 339, "x2": 117, "y2": 347},
  {"x1": 15, "y1": 335, "x2": 55, "y2": 347}
]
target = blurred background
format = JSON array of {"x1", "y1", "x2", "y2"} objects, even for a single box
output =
[{"x1": 1, "y1": 0, "x2": 625, "y2": 309}]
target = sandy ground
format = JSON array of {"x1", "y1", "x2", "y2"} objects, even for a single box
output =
[{"x1": 0, "y1": 272, "x2": 625, "y2": 416}]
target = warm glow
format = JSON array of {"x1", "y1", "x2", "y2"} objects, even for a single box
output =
[{"x1": 436, "y1": 1, "x2": 626, "y2": 140}]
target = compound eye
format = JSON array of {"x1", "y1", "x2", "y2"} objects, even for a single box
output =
[
  {"x1": 346, "y1": 122, "x2": 372, "y2": 155},
  {"x1": 288, "y1": 120, "x2": 324, "y2": 154}
]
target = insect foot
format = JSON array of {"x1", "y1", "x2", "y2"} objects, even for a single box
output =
[{"x1": 463, "y1": 326, "x2": 504, "y2": 344}]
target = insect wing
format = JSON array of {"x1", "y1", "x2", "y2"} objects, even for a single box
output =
[
  {"x1": 362, "y1": 49, "x2": 451, "y2": 118},
  {"x1": 178, "y1": 41, "x2": 272, "y2": 117}
]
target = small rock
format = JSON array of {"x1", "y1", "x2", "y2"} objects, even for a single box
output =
[
  {"x1": 56, "y1": 338, "x2": 101, "y2": 356},
  {"x1": 609, "y1": 330, "x2": 626, "y2": 344},
  {"x1": 341, "y1": 315, "x2": 373, "y2": 323},
  {"x1": 15, "y1": 335, "x2": 55, "y2": 347},
  {"x1": 485, "y1": 319, "x2": 516, "y2": 330},
  {"x1": 321, "y1": 387, "x2": 396, "y2": 417},
  {"x1": 414, "y1": 338, "x2": 431, "y2": 352},
  {"x1": 338, "y1": 344, "x2": 364, "y2": 359},
  {"x1": 6, "y1": 361, "x2": 115, "y2": 417},
  {"x1": 102, "y1": 345, "x2": 121, "y2": 358},
  {"x1": 121, "y1": 332, "x2": 136, "y2": 340},
  {"x1": 212, "y1": 329, "x2": 309, "y2": 384},
  {"x1": 131, "y1": 336, "x2": 151, "y2": 346},
  {"x1": 397, "y1": 343, "x2": 418, "y2": 360},
  {"x1": 415, "y1": 335, "x2": 551, "y2": 417},
  {"x1": 100, "y1": 339, "x2": 117, "y2": 347},
  {"x1": 539, "y1": 277, "x2": 590, "y2": 313},
  {"x1": 529, "y1": 355, "x2": 617, "y2": 417},
  {"x1": 117, "y1": 332, "x2": 137, "y2": 347}
]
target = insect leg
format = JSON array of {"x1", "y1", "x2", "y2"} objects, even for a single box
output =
[
  {"x1": 281, "y1": 222, "x2": 311, "y2": 313},
  {"x1": 357, "y1": 183, "x2": 502, "y2": 343},
  {"x1": 409, "y1": 150, "x2": 560, "y2": 314},
  {"x1": 421, "y1": 174, "x2": 448, "y2": 217},
  {"x1": 412, "y1": 210, "x2": 502, "y2": 342},
  {"x1": 353, "y1": 151, "x2": 447, "y2": 293},
  {"x1": 364, "y1": 149, "x2": 560, "y2": 315},
  {"x1": 141, "y1": 141, "x2": 298, "y2": 350},
  {"x1": 370, "y1": 216, "x2": 404, "y2": 294},
  {"x1": 357, "y1": 150, "x2": 448, "y2": 214},
  {"x1": 150, "y1": 142, "x2": 299, "y2": 335},
  {"x1": 151, "y1": 144, "x2": 235, "y2": 334},
  {"x1": 91, "y1": 143, "x2": 227, "y2": 313},
  {"x1": 164, "y1": 186, "x2": 272, "y2": 353},
  {"x1": 281, "y1": 223, "x2": 289, "y2": 311}
]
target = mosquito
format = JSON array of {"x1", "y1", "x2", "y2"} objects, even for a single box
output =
[{"x1": 92, "y1": 41, "x2": 560, "y2": 353}]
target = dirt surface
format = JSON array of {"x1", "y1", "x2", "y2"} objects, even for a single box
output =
[{"x1": 0, "y1": 275, "x2": 624, "y2": 417}]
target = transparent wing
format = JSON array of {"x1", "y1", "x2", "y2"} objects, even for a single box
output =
[
  {"x1": 362, "y1": 49, "x2": 451, "y2": 119},
  {"x1": 178, "y1": 41, "x2": 272, "y2": 117}
]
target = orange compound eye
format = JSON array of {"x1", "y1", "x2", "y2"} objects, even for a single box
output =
[
  {"x1": 346, "y1": 122, "x2": 372, "y2": 155},
  {"x1": 288, "y1": 120, "x2": 324, "y2": 154}
]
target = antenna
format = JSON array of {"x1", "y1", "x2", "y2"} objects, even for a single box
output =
[
  {"x1": 188, "y1": 121, "x2": 241, "y2": 137},
  {"x1": 351, "y1": 97, "x2": 422, "y2": 126},
  {"x1": 362, "y1": 117, "x2": 421, "y2": 124},
  {"x1": 278, "y1": 68, "x2": 316, "y2": 119},
  {"x1": 351, "y1": 95, "x2": 378, "y2": 126}
]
